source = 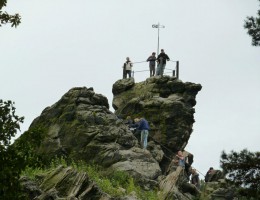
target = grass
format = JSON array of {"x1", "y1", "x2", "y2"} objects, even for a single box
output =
[{"x1": 21, "y1": 157, "x2": 159, "y2": 200}]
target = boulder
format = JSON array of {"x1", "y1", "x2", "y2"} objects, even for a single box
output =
[
  {"x1": 112, "y1": 76, "x2": 202, "y2": 157},
  {"x1": 159, "y1": 166, "x2": 198, "y2": 200},
  {"x1": 21, "y1": 165, "x2": 112, "y2": 200}
]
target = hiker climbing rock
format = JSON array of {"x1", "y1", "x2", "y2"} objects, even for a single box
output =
[
  {"x1": 190, "y1": 168, "x2": 200, "y2": 189},
  {"x1": 156, "y1": 49, "x2": 170, "y2": 76},
  {"x1": 134, "y1": 118, "x2": 150, "y2": 149},
  {"x1": 124, "y1": 116, "x2": 133, "y2": 127},
  {"x1": 205, "y1": 167, "x2": 213, "y2": 182},
  {"x1": 122, "y1": 57, "x2": 133, "y2": 79},
  {"x1": 175, "y1": 150, "x2": 185, "y2": 168},
  {"x1": 124, "y1": 116, "x2": 136, "y2": 132},
  {"x1": 146, "y1": 52, "x2": 156, "y2": 77}
]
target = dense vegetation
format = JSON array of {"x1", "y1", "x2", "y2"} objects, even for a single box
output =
[
  {"x1": 244, "y1": 0, "x2": 260, "y2": 46},
  {"x1": 0, "y1": 100, "x2": 25, "y2": 200},
  {"x1": 221, "y1": 149, "x2": 260, "y2": 198}
]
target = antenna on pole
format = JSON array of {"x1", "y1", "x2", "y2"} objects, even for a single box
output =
[{"x1": 152, "y1": 22, "x2": 165, "y2": 55}]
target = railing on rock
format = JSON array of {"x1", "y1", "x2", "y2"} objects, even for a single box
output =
[{"x1": 131, "y1": 60, "x2": 179, "y2": 79}]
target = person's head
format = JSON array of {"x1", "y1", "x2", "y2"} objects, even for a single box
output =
[
  {"x1": 152, "y1": 52, "x2": 156, "y2": 55},
  {"x1": 161, "y1": 49, "x2": 165, "y2": 53},
  {"x1": 192, "y1": 168, "x2": 196, "y2": 174},
  {"x1": 134, "y1": 118, "x2": 140, "y2": 123},
  {"x1": 209, "y1": 167, "x2": 213, "y2": 170},
  {"x1": 177, "y1": 150, "x2": 183, "y2": 156},
  {"x1": 126, "y1": 57, "x2": 130, "y2": 61},
  {"x1": 126, "y1": 116, "x2": 131, "y2": 120}
]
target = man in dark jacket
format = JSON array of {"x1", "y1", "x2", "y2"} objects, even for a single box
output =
[
  {"x1": 191, "y1": 169, "x2": 200, "y2": 189},
  {"x1": 205, "y1": 167, "x2": 214, "y2": 182},
  {"x1": 156, "y1": 49, "x2": 170, "y2": 76},
  {"x1": 134, "y1": 118, "x2": 150, "y2": 149}
]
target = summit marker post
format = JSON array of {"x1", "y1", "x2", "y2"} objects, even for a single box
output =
[{"x1": 152, "y1": 22, "x2": 165, "y2": 55}]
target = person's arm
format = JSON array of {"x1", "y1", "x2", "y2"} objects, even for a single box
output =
[
  {"x1": 138, "y1": 120, "x2": 144, "y2": 130},
  {"x1": 130, "y1": 123, "x2": 138, "y2": 128},
  {"x1": 166, "y1": 54, "x2": 170, "y2": 61},
  {"x1": 157, "y1": 54, "x2": 161, "y2": 60}
]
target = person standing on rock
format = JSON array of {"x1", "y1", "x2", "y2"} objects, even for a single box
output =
[
  {"x1": 156, "y1": 49, "x2": 170, "y2": 76},
  {"x1": 191, "y1": 168, "x2": 200, "y2": 189},
  {"x1": 176, "y1": 150, "x2": 186, "y2": 168},
  {"x1": 146, "y1": 52, "x2": 156, "y2": 77},
  {"x1": 205, "y1": 167, "x2": 214, "y2": 182},
  {"x1": 134, "y1": 118, "x2": 150, "y2": 150},
  {"x1": 122, "y1": 57, "x2": 133, "y2": 79}
]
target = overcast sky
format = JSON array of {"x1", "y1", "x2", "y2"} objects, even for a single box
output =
[{"x1": 1, "y1": 0, "x2": 259, "y2": 175}]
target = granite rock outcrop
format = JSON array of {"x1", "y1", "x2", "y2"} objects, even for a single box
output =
[
  {"x1": 112, "y1": 76, "x2": 202, "y2": 156},
  {"x1": 19, "y1": 76, "x2": 202, "y2": 200}
]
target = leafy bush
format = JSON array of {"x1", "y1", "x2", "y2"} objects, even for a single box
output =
[
  {"x1": 13, "y1": 126, "x2": 46, "y2": 168},
  {"x1": 0, "y1": 100, "x2": 24, "y2": 200}
]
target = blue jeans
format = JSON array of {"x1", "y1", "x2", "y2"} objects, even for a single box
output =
[
  {"x1": 156, "y1": 63, "x2": 166, "y2": 76},
  {"x1": 141, "y1": 130, "x2": 149, "y2": 149}
]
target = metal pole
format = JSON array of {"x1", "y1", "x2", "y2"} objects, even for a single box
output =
[
  {"x1": 152, "y1": 23, "x2": 165, "y2": 56},
  {"x1": 157, "y1": 23, "x2": 160, "y2": 56},
  {"x1": 172, "y1": 70, "x2": 175, "y2": 77},
  {"x1": 176, "y1": 61, "x2": 179, "y2": 79}
]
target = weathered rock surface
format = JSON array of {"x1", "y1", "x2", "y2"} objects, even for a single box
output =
[
  {"x1": 28, "y1": 87, "x2": 162, "y2": 184},
  {"x1": 112, "y1": 76, "x2": 202, "y2": 155},
  {"x1": 159, "y1": 166, "x2": 200, "y2": 200},
  {"x1": 21, "y1": 165, "x2": 112, "y2": 200},
  {"x1": 202, "y1": 175, "x2": 237, "y2": 200}
]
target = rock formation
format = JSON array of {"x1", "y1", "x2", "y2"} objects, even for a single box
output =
[
  {"x1": 28, "y1": 87, "x2": 161, "y2": 186},
  {"x1": 19, "y1": 76, "x2": 202, "y2": 200},
  {"x1": 21, "y1": 166, "x2": 112, "y2": 200},
  {"x1": 112, "y1": 76, "x2": 201, "y2": 160}
]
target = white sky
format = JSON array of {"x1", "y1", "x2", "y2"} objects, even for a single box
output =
[{"x1": 1, "y1": 0, "x2": 259, "y2": 176}]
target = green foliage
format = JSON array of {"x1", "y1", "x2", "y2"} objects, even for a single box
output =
[
  {"x1": 0, "y1": 11, "x2": 21, "y2": 27},
  {"x1": 221, "y1": 149, "x2": 260, "y2": 198},
  {"x1": 0, "y1": 0, "x2": 21, "y2": 27},
  {"x1": 0, "y1": 100, "x2": 24, "y2": 147},
  {"x1": 109, "y1": 170, "x2": 130, "y2": 188},
  {"x1": 0, "y1": 0, "x2": 7, "y2": 9},
  {"x1": 50, "y1": 156, "x2": 68, "y2": 168},
  {"x1": 126, "y1": 177, "x2": 136, "y2": 193},
  {"x1": 13, "y1": 126, "x2": 46, "y2": 168},
  {"x1": 244, "y1": 0, "x2": 260, "y2": 46},
  {"x1": 0, "y1": 99, "x2": 25, "y2": 200},
  {"x1": 21, "y1": 166, "x2": 45, "y2": 180}
]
